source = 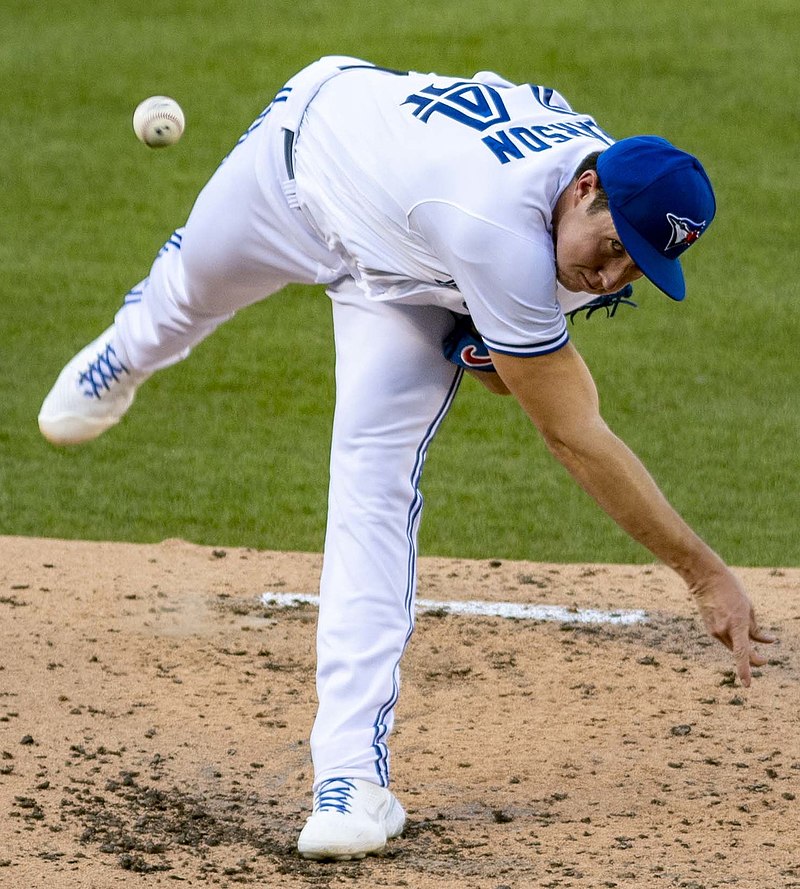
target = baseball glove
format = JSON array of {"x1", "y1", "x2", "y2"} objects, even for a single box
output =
[
  {"x1": 442, "y1": 314, "x2": 496, "y2": 372},
  {"x1": 443, "y1": 284, "x2": 637, "y2": 371},
  {"x1": 565, "y1": 284, "x2": 636, "y2": 322}
]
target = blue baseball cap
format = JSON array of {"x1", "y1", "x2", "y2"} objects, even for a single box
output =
[{"x1": 596, "y1": 136, "x2": 716, "y2": 301}]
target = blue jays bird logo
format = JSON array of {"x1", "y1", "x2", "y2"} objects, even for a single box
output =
[{"x1": 665, "y1": 213, "x2": 707, "y2": 251}]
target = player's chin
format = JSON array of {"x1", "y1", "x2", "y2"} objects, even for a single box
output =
[{"x1": 556, "y1": 269, "x2": 582, "y2": 293}]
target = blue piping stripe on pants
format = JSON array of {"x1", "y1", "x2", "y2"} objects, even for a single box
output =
[{"x1": 371, "y1": 367, "x2": 464, "y2": 786}]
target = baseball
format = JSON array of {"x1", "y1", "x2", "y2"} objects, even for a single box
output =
[{"x1": 133, "y1": 96, "x2": 185, "y2": 148}]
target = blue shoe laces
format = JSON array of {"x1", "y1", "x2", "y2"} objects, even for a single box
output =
[
  {"x1": 79, "y1": 344, "x2": 130, "y2": 399},
  {"x1": 314, "y1": 778, "x2": 357, "y2": 814}
]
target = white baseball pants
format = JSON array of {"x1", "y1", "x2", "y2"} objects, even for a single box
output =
[{"x1": 112, "y1": 60, "x2": 462, "y2": 789}]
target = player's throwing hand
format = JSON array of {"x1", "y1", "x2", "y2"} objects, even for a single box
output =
[{"x1": 689, "y1": 569, "x2": 777, "y2": 687}]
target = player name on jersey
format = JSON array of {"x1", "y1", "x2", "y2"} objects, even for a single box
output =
[{"x1": 481, "y1": 118, "x2": 612, "y2": 165}]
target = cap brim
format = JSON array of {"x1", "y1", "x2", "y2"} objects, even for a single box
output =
[{"x1": 608, "y1": 204, "x2": 686, "y2": 301}]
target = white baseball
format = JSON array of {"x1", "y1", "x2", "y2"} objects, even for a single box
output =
[{"x1": 133, "y1": 96, "x2": 185, "y2": 148}]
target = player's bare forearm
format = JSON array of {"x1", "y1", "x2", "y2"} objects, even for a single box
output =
[
  {"x1": 490, "y1": 344, "x2": 775, "y2": 684},
  {"x1": 546, "y1": 420, "x2": 714, "y2": 578},
  {"x1": 492, "y1": 344, "x2": 719, "y2": 575}
]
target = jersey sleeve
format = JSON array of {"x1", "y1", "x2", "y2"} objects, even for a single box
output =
[{"x1": 408, "y1": 199, "x2": 569, "y2": 356}]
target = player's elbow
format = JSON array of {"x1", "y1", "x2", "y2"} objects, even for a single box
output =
[
  {"x1": 540, "y1": 430, "x2": 581, "y2": 468},
  {"x1": 538, "y1": 415, "x2": 612, "y2": 472}
]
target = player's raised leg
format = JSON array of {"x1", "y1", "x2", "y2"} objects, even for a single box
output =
[
  {"x1": 297, "y1": 283, "x2": 462, "y2": 860},
  {"x1": 38, "y1": 84, "x2": 345, "y2": 446}
]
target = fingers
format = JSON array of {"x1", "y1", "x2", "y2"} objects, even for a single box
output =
[
  {"x1": 736, "y1": 645, "x2": 771, "y2": 687},
  {"x1": 743, "y1": 613, "x2": 777, "y2": 681},
  {"x1": 748, "y1": 602, "x2": 777, "y2": 641},
  {"x1": 732, "y1": 630, "x2": 753, "y2": 688},
  {"x1": 732, "y1": 621, "x2": 775, "y2": 687}
]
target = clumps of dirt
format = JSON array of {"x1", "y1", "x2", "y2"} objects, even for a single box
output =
[
  {"x1": 74, "y1": 777, "x2": 247, "y2": 868},
  {"x1": 40, "y1": 743, "x2": 289, "y2": 879}
]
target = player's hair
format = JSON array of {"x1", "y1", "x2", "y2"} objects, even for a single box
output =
[{"x1": 574, "y1": 151, "x2": 609, "y2": 215}]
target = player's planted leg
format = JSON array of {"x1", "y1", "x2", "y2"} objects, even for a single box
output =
[
  {"x1": 38, "y1": 325, "x2": 150, "y2": 446},
  {"x1": 297, "y1": 290, "x2": 461, "y2": 858}
]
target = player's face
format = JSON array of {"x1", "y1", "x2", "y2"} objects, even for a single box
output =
[{"x1": 554, "y1": 173, "x2": 644, "y2": 295}]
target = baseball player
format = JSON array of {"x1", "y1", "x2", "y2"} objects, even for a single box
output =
[{"x1": 38, "y1": 56, "x2": 775, "y2": 860}]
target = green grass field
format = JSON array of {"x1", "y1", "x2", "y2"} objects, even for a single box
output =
[{"x1": 2, "y1": 0, "x2": 798, "y2": 566}]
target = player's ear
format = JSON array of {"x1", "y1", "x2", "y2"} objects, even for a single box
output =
[{"x1": 573, "y1": 169, "x2": 600, "y2": 205}]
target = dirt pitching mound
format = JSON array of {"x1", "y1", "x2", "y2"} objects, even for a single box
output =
[{"x1": 1, "y1": 536, "x2": 797, "y2": 888}]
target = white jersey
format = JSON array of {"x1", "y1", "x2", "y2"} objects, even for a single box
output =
[{"x1": 292, "y1": 63, "x2": 614, "y2": 356}]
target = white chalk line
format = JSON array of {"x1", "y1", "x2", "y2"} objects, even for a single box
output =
[{"x1": 260, "y1": 592, "x2": 647, "y2": 626}]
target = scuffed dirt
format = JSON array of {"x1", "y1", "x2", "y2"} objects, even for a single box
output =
[{"x1": 0, "y1": 536, "x2": 798, "y2": 888}]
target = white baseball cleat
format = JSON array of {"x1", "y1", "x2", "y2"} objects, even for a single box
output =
[
  {"x1": 297, "y1": 777, "x2": 406, "y2": 860},
  {"x1": 38, "y1": 325, "x2": 149, "y2": 446}
]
